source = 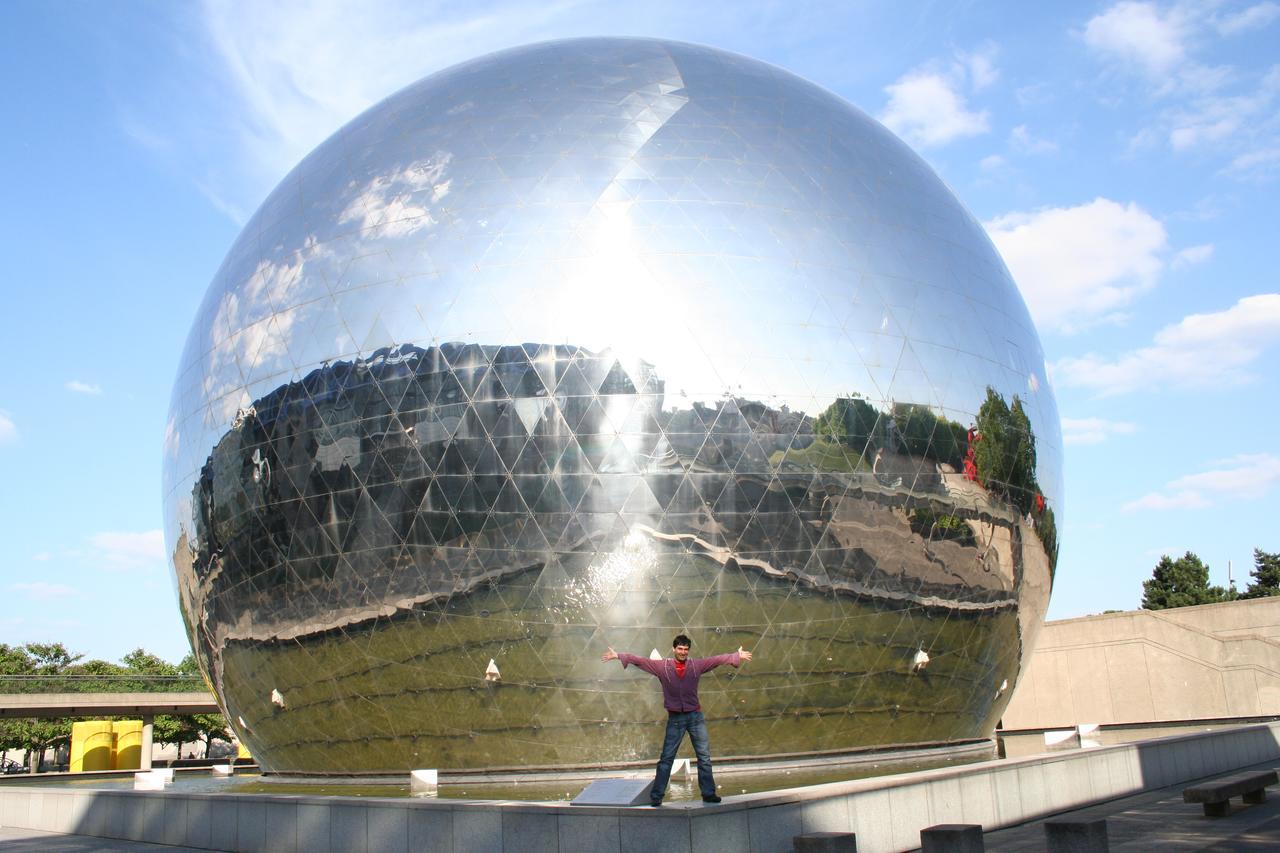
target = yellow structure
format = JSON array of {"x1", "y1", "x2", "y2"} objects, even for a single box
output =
[
  {"x1": 237, "y1": 741, "x2": 251, "y2": 760},
  {"x1": 112, "y1": 720, "x2": 144, "y2": 770},
  {"x1": 69, "y1": 721, "x2": 114, "y2": 772},
  {"x1": 69, "y1": 720, "x2": 146, "y2": 772}
]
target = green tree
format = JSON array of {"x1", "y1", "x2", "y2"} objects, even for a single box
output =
[
  {"x1": 187, "y1": 713, "x2": 232, "y2": 757},
  {"x1": 1037, "y1": 505, "x2": 1059, "y2": 577},
  {"x1": 0, "y1": 643, "x2": 78, "y2": 769},
  {"x1": 1241, "y1": 548, "x2": 1280, "y2": 599},
  {"x1": 973, "y1": 388, "x2": 1039, "y2": 514},
  {"x1": 24, "y1": 643, "x2": 81, "y2": 673},
  {"x1": 69, "y1": 658, "x2": 132, "y2": 692},
  {"x1": 1141, "y1": 552, "x2": 1236, "y2": 610},
  {"x1": 0, "y1": 643, "x2": 32, "y2": 676},
  {"x1": 891, "y1": 403, "x2": 968, "y2": 469},
  {"x1": 814, "y1": 395, "x2": 880, "y2": 458},
  {"x1": 117, "y1": 648, "x2": 229, "y2": 757},
  {"x1": 121, "y1": 648, "x2": 175, "y2": 676}
]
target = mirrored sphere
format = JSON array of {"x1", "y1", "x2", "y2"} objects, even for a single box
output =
[{"x1": 164, "y1": 37, "x2": 1062, "y2": 773}]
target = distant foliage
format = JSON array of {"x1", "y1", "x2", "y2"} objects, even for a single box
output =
[
  {"x1": 0, "y1": 643, "x2": 80, "y2": 765},
  {"x1": 1141, "y1": 551, "x2": 1235, "y2": 610},
  {"x1": 814, "y1": 395, "x2": 880, "y2": 459},
  {"x1": 813, "y1": 395, "x2": 968, "y2": 470},
  {"x1": 0, "y1": 644, "x2": 228, "y2": 767},
  {"x1": 1241, "y1": 548, "x2": 1280, "y2": 599},
  {"x1": 891, "y1": 402, "x2": 968, "y2": 470}
]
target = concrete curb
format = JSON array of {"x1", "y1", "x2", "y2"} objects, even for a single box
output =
[{"x1": 2, "y1": 721, "x2": 1278, "y2": 852}]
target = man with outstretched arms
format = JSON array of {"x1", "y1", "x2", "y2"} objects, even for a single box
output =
[{"x1": 602, "y1": 634, "x2": 753, "y2": 806}]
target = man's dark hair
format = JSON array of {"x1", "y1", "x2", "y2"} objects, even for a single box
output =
[{"x1": 672, "y1": 634, "x2": 692, "y2": 648}]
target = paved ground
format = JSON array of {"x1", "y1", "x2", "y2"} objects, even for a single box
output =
[{"x1": 980, "y1": 760, "x2": 1280, "y2": 851}]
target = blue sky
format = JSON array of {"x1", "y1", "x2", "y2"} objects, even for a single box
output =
[{"x1": 2, "y1": 0, "x2": 1278, "y2": 664}]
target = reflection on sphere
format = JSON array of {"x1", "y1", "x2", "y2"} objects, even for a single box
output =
[{"x1": 163, "y1": 38, "x2": 1062, "y2": 773}]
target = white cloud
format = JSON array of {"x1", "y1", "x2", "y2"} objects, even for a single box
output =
[
  {"x1": 1167, "y1": 75, "x2": 1278, "y2": 152},
  {"x1": 880, "y1": 71, "x2": 989, "y2": 148},
  {"x1": 1124, "y1": 453, "x2": 1280, "y2": 511},
  {"x1": 1009, "y1": 124, "x2": 1058, "y2": 155},
  {"x1": 119, "y1": 115, "x2": 171, "y2": 153},
  {"x1": 0, "y1": 410, "x2": 16, "y2": 445},
  {"x1": 879, "y1": 48, "x2": 996, "y2": 149},
  {"x1": 203, "y1": 243, "x2": 313, "y2": 422},
  {"x1": 979, "y1": 154, "x2": 1006, "y2": 172},
  {"x1": 1215, "y1": 2, "x2": 1280, "y2": 35},
  {"x1": 193, "y1": 179, "x2": 251, "y2": 226},
  {"x1": 959, "y1": 44, "x2": 1000, "y2": 90},
  {"x1": 1061, "y1": 417, "x2": 1138, "y2": 445},
  {"x1": 1177, "y1": 63, "x2": 1238, "y2": 95},
  {"x1": 1227, "y1": 146, "x2": 1280, "y2": 178},
  {"x1": 1084, "y1": 1, "x2": 1190, "y2": 76},
  {"x1": 13, "y1": 582, "x2": 78, "y2": 600},
  {"x1": 163, "y1": 415, "x2": 181, "y2": 460},
  {"x1": 188, "y1": 0, "x2": 598, "y2": 220},
  {"x1": 89, "y1": 530, "x2": 166, "y2": 571},
  {"x1": 1172, "y1": 243, "x2": 1214, "y2": 267},
  {"x1": 66, "y1": 380, "x2": 103, "y2": 396},
  {"x1": 1124, "y1": 491, "x2": 1211, "y2": 511},
  {"x1": 1127, "y1": 126, "x2": 1163, "y2": 152},
  {"x1": 1170, "y1": 116, "x2": 1238, "y2": 149},
  {"x1": 1081, "y1": 2, "x2": 1249, "y2": 98},
  {"x1": 1054, "y1": 293, "x2": 1280, "y2": 395},
  {"x1": 1168, "y1": 196, "x2": 1224, "y2": 222},
  {"x1": 33, "y1": 552, "x2": 51, "y2": 562},
  {"x1": 1082, "y1": 3, "x2": 1279, "y2": 168},
  {"x1": 1015, "y1": 83, "x2": 1052, "y2": 107},
  {"x1": 338, "y1": 154, "x2": 453, "y2": 239},
  {"x1": 984, "y1": 198, "x2": 1168, "y2": 333}
]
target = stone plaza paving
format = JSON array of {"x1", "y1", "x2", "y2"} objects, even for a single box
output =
[{"x1": 982, "y1": 757, "x2": 1280, "y2": 851}]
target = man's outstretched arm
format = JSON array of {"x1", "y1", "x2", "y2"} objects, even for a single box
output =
[
  {"x1": 694, "y1": 646, "x2": 754, "y2": 674},
  {"x1": 601, "y1": 646, "x2": 662, "y2": 675}
]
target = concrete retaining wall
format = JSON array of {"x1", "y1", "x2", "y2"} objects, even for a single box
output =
[
  {"x1": 1003, "y1": 598, "x2": 1280, "y2": 729},
  {"x1": 2, "y1": 722, "x2": 1278, "y2": 852}
]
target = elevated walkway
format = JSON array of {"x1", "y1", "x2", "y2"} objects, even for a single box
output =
[{"x1": 0, "y1": 693, "x2": 219, "y2": 719}]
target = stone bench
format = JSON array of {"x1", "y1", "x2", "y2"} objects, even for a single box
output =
[
  {"x1": 1182, "y1": 769, "x2": 1279, "y2": 817},
  {"x1": 920, "y1": 823, "x2": 983, "y2": 851}
]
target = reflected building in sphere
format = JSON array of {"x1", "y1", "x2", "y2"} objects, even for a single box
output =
[{"x1": 163, "y1": 38, "x2": 1062, "y2": 774}]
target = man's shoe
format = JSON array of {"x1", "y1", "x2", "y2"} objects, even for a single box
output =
[
  {"x1": 648, "y1": 800, "x2": 662, "y2": 807},
  {"x1": 702, "y1": 795, "x2": 722, "y2": 803}
]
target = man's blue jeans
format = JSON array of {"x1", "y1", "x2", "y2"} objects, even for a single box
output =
[{"x1": 651, "y1": 711, "x2": 716, "y2": 802}]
